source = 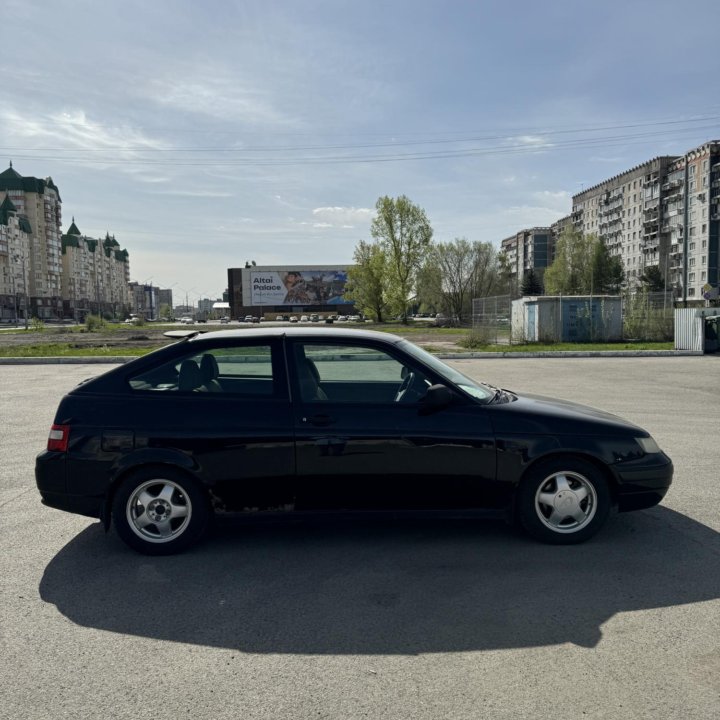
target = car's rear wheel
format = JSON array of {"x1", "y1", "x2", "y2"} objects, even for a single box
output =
[
  {"x1": 111, "y1": 468, "x2": 210, "y2": 555},
  {"x1": 517, "y1": 457, "x2": 611, "y2": 544}
]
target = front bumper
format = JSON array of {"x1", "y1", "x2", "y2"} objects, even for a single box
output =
[{"x1": 615, "y1": 452, "x2": 673, "y2": 512}]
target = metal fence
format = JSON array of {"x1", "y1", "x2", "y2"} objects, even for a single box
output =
[
  {"x1": 472, "y1": 291, "x2": 676, "y2": 345},
  {"x1": 471, "y1": 295, "x2": 513, "y2": 345}
]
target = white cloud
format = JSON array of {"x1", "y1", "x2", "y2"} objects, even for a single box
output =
[
  {"x1": 148, "y1": 189, "x2": 234, "y2": 198},
  {"x1": 148, "y1": 69, "x2": 298, "y2": 127},
  {"x1": 532, "y1": 190, "x2": 572, "y2": 213},
  {"x1": 512, "y1": 135, "x2": 553, "y2": 149},
  {"x1": 500, "y1": 204, "x2": 567, "y2": 227},
  {"x1": 0, "y1": 107, "x2": 168, "y2": 174},
  {"x1": 589, "y1": 155, "x2": 625, "y2": 163},
  {"x1": 311, "y1": 206, "x2": 374, "y2": 228}
]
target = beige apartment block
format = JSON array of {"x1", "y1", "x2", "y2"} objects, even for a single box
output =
[
  {"x1": 570, "y1": 142, "x2": 720, "y2": 301},
  {"x1": 0, "y1": 163, "x2": 63, "y2": 318},
  {"x1": 664, "y1": 142, "x2": 720, "y2": 302},
  {"x1": 0, "y1": 195, "x2": 32, "y2": 322},
  {"x1": 500, "y1": 227, "x2": 554, "y2": 294},
  {"x1": 571, "y1": 157, "x2": 676, "y2": 291},
  {"x1": 61, "y1": 221, "x2": 130, "y2": 319}
]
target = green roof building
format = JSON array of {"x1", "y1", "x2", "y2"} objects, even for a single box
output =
[
  {"x1": 61, "y1": 218, "x2": 131, "y2": 318},
  {"x1": 0, "y1": 162, "x2": 63, "y2": 318},
  {"x1": 0, "y1": 192, "x2": 32, "y2": 322}
]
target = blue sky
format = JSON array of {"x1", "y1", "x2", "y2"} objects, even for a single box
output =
[{"x1": 2, "y1": 0, "x2": 719, "y2": 301}]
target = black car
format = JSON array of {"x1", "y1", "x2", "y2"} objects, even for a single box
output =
[{"x1": 36, "y1": 328, "x2": 673, "y2": 555}]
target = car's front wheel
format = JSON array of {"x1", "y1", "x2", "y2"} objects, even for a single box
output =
[
  {"x1": 517, "y1": 457, "x2": 611, "y2": 544},
  {"x1": 111, "y1": 468, "x2": 210, "y2": 555}
]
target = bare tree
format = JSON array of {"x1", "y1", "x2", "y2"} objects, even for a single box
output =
[{"x1": 432, "y1": 239, "x2": 498, "y2": 322}]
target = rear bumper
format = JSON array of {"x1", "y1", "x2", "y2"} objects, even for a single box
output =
[
  {"x1": 36, "y1": 450, "x2": 103, "y2": 519},
  {"x1": 39, "y1": 491, "x2": 104, "y2": 519},
  {"x1": 615, "y1": 453, "x2": 673, "y2": 512}
]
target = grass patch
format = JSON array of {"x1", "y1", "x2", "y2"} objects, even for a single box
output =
[
  {"x1": 0, "y1": 344, "x2": 160, "y2": 357},
  {"x1": 362, "y1": 322, "x2": 468, "y2": 336},
  {"x1": 454, "y1": 341, "x2": 674, "y2": 353}
]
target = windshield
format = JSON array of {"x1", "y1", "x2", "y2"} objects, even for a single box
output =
[{"x1": 398, "y1": 340, "x2": 495, "y2": 403}]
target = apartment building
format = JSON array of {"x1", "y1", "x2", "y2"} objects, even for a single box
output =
[
  {"x1": 570, "y1": 142, "x2": 720, "y2": 301},
  {"x1": 0, "y1": 163, "x2": 63, "y2": 318},
  {"x1": 61, "y1": 221, "x2": 131, "y2": 319},
  {"x1": 572, "y1": 157, "x2": 676, "y2": 291},
  {"x1": 128, "y1": 281, "x2": 159, "y2": 319},
  {"x1": 500, "y1": 227, "x2": 554, "y2": 295},
  {"x1": 0, "y1": 195, "x2": 32, "y2": 321},
  {"x1": 158, "y1": 288, "x2": 174, "y2": 312},
  {"x1": 665, "y1": 143, "x2": 720, "y2": 301}
]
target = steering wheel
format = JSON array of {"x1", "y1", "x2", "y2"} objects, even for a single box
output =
[{"x1": 394, "y1": 371, "x2": 416, "y2": 403}]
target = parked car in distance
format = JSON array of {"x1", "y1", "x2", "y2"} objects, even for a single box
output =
[
  {"x1": 434, "y1": 313, "x2": 459, "y2": 327},
  {"x1": 289, "y1": 316, "x2": 298, "y2": 323},
  {"x1": 244, "y1": 315, "x2": 254, "y2": 323},
  {"x1": 36, "y1": 327, "x2": 673, "y2": 555},
  {"x1": 179, "y1": 317, "x2": 194, "y2": 325},
  {"x1": 220, "y1": 316, "x2": 230, "y2": 324},
  {"x1": 300, "y1": 315, "x2": 310, "y2": 322}
]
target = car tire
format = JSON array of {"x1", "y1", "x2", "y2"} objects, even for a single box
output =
[
  {"x1": 111, "y1": 467, "x2": 210, "y2": 555},
  {"x1": 517, "y1": 457, "x2": 611, "y2": 544}
]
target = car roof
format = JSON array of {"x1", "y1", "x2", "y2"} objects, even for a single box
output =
[{"x1": 185, "y1": 327, "x2": 405, "y2": 344}]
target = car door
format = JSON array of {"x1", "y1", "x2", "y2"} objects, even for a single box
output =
[
  {"x1": 288, "y1": 338, "x2": 497, "y2": 511},
  {"x1": 124, "y1": 337, "x2": 295, "y2": 511}
]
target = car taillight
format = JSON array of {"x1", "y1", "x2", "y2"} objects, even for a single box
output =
[{"x1": 47, "y1": 424, "x2": 70, "y2": 452}]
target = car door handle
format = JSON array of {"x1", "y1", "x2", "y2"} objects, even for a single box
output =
[{"x1": 304, "y1": 414, "x2": 336, "y2": 427}]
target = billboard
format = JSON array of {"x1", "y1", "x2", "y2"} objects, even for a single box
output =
[{"x1": 249, "y1": 269, "x2": 352, "y2": 306}]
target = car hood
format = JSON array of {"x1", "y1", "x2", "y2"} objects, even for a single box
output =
[{"x1": 488, "y1": 391, "x2": 645, "y2": 437}]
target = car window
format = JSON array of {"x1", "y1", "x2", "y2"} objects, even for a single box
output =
[
  {"x1": 128, "y1": 343, "x2": 275, "y2": 396},
  {"x1": 292, "y1": 342, "x2": 430, "y2": 404},
  {"x1": 397, "y1": 339, "x2": 495, "y2": 403}
]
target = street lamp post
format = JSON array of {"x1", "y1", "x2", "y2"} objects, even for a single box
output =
[{"x1": 12, "y1": 253, "x2": 28, "y2": 330}]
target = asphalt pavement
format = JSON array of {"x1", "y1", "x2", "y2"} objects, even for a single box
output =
[{"x1": 1, "y1": 357, "x2": 719, "y2": 719}]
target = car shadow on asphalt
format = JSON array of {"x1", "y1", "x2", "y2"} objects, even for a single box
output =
[{"x1": 39, "y1": 507, "x2": 720, "y2": 654}]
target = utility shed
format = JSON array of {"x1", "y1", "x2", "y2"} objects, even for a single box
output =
[
  {"x1": 675, "y1": 308, "x2": 720, "y2": 352},
  {"x1": 512, "y1": 296, "x2": 623, "y2": 343}
]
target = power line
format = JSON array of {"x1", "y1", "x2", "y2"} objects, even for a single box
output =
[
  {"x1": 2, "y1": 114, "x2": 719, "y2": 155},
  {"x1": 3, "y1": 124, "x2": 719, "y2": 168}
]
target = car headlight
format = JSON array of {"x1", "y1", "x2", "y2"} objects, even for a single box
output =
[{"x1": 635, "y1": 436, "x2": 661, "y2": 454}]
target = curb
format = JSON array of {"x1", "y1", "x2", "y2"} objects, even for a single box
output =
[
  {"x1": 438, "y1": 350, "x2": 704, "y2": 359},
  {"x1": 0, "y1": 356, "x2": 134, "y2": 365},
  {"x1": 0, "y1": 350, "x2": 705, "y2": 365}
]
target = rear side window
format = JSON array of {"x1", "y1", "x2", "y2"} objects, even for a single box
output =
[{"x1": 128, "y1": 343, "x2": 275, "y2": 396}]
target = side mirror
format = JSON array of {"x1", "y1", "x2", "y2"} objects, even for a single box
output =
[{"x1": 420, "y1": 384, "x2": 454, "y2": 414}]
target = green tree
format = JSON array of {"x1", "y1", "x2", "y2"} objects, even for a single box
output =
[
  {"x1": 371, "y1": 195, "x2": 433, "y2": 322},
  {"x1": 84, "y1": 314, "x2": 105, "y2": 332},
  {"x1": 639, "y1": 265, "x2": 666, "y2": 292},
  {"x1": 496, "y1": 250, "x2": 516, "y2": 297},
  {"x1": 466, "y1": 241, "x2": 498, "y2": 302},
  {"x1": 590, "y1": 239, "x2": 624, "y2": 293},
  {"x1": 544, "y1": 228, "x2": 595, "y2": 294},
  {"x1": 544, "y1": 229, "x2": 624, "y2": 295},
  {"x1": 415, "y1": 260, "x2": 444, "y2": 314},
  {"x1": 432, "y1": 238, "x2": 476, "y2": 322},
  {"x1": 343, "y1": 241, "x2": 389, "y2": 322},
  {"x1": 521, "y1": 268, "x2": 543, "y2": 295}
]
